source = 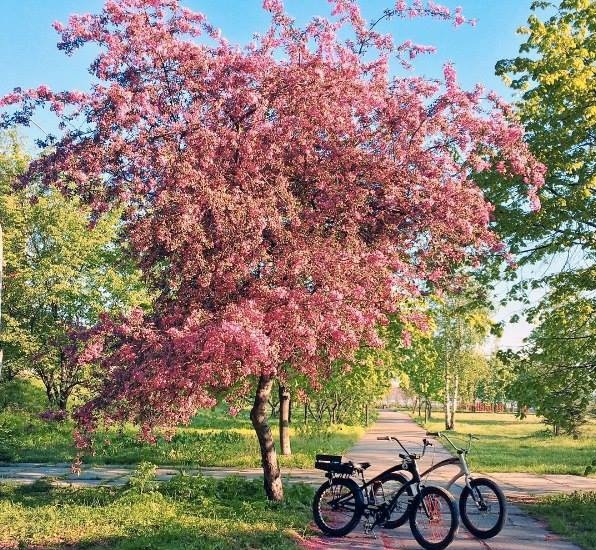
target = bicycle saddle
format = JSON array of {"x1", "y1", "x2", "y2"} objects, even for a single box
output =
[{"x1": 350, "y1": 461, "x2": 371, "y2": 471}]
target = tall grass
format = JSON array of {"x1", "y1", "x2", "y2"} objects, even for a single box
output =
[
  {"x1": 417, "y1": 412, "x2": 596, "y2": 475},
  {"x1": 0, "y1": 405, "x2": 363, "y2": 468},
  {"x1": 0, "y1": 473, "x2": 314, "y2": 549}
]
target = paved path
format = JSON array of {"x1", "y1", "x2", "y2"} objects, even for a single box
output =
[
  {"x1": 2, "y1": 411, "x2": 596, "y2": 549},
  {"x1": 343, "y1": 411, "x2": 596, "y2": 499},
  {"x1": 303, "y1": 411, "x2": 594, "y2": 550}
]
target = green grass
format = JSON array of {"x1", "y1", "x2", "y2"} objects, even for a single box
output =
[
  {"x1": 0, "y1": 473, "x2": 314, "y2": 549},
  {"x1": 0, "y1": 406, "x2": 363, "y2": 468},
  {"x1": 415, "y1": 412, "x2": 596, "y2": 476},
  {"x1": 525, "y1": 491, "x2": 596, "y2": 550}
]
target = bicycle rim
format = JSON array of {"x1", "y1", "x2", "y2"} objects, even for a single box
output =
[
  {"x1": 464, "y1": 483, "x2": 501, "y2": 531},
  {"x1": 414, "y1": 490, "x2": 452, "y2": 544},
  {"x1": 318, "y1": 483, "x2": 358, "y2": 531},
  {"x1": 377, "y1": 477, "x2": 410, "y2": 525}
]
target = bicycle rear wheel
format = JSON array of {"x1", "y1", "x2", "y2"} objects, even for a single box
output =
[
  {"x1": 312, "y1": 478, "x2": 364, "y2": 537},
  {"x1": 459, "y1": 477, "x2": 507, "y2": 539},
  {"x1": 409, "y1": 485, "x2": 459, "y2": 550}
]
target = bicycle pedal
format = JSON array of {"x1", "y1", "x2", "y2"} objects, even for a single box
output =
[
  {"x1": 363, "y1": 519, "x2": 376, "y2": 537},
  {"x1": 363, "y1": 525, "x2": 377, "y2": 538}
]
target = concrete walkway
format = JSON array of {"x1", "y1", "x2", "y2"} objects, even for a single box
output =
[
  {"x1": 344, "y1": 411, "x2": 596, "y2": 499},
  {"x1": 1, "y1": 411, "x2": 595, "y2": 549},
  {"x1": 304, "y1": 411, "x2": 595, "y2": 550},
  {"x1": 2, "y1": 411, "x2": 595, "y2": 496}
]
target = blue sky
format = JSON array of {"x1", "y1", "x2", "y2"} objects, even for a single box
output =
[
  {"x1": 0, "y1": 0, "x2": 537, "y2": 350},
  {"x1": 2, "y1": 0, "x2": 533, "y2": 98}
]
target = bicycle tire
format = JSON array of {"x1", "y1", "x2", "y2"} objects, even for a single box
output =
[
  {"x1": 459, "y1": 477, "x2": 507, "y2": 539},
  {"x1": 376, "y1": 472, "x2": 413, "y2": 529},
  {"x1": 409, "y1": 485, "x2": 459, "y2": 550},
  {"x1": 312, "y1": 477, "x2": 364, "y2": 537}
]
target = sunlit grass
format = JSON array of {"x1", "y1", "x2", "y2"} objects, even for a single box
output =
[
  {"x1": 525, "y1": 491, "x2": 596, "y2": 550},
  {"x1": 416, "y1": 412, "x2": 596, "y2": 476},
  {"x1": 0, "y1": 474, "x2": 314, "y2": 549},
  {"x1": 0, "y1": 406, "x2": 363, "y2": 468}
]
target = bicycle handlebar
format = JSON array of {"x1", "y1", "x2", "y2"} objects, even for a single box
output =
[
  {"x1": 377, "y1": 435, "x2": 433, "y2": 459},
  {"x1": 425, "y1": 431, "x2": 480, "y2": 452}
]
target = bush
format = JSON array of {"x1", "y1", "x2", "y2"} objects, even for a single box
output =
[
  {"x1": 0, "y1": 378, "x2": 47, "y2": 412},
  {"x1": 126, "y1": 461, "x2": 158, "y2": 494}
]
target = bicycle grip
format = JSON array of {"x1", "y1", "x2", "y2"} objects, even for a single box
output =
[
  {"x1": 377, "y1": 436, "x2": 390, "y2": 441},
  {"x1": 426, "y1": 431, "x2": 439, "y2": 436}
]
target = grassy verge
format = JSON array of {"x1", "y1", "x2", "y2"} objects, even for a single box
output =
[
  {"x1": 0, "y1": 406, "x2": 363, "y2": 468},
  {"x1": 415, "y1": 412, "x2": 596, "y2": 476},
  {"x1": 524, "y1": 491, "x2": 596, "y2": 550},
  {"x1": 0, "y1": 473, "x2": 314, "y2": 550}
]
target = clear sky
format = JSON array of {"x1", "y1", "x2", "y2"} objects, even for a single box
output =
[{"x1": 0, "y1": 0, "x2": 538, "y2": 350}]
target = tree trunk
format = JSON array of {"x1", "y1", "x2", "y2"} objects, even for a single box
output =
[
  {"x1": 250, "y1": 375, "x2": 284, "y2": 501},
  {"x1": 448, "y1": 374, "x2": 459, "y2": 431},
  {"x1": 304, "y1": 400, "x2": 308, "y2": 424},
  {"x1": 279, "y1": 385, "x2": 291, "y2": 456},
  {"x1": 288, "y1": 394, "x2": 292, "y2": 425},
  {"x1": 444, "y1": 371, "x2": 452, "y2": 430}
]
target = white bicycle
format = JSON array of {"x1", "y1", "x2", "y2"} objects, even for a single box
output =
[{"x1": 378, "y1": 431, "x2": 507, "y2": 539}]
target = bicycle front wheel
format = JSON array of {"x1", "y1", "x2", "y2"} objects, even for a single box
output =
[
  {"x1": 459, "y1": 477, "x2": 507, "y2": 539},
  {"x1": 312, "y1": 478, "x2": 364, "y2": 537},
  {"x1": 409, "y1": 486, "x2": 459, "y2": 550},
  {"x1": 375, "y1": 472, "x2": 413, "y2": 529}
]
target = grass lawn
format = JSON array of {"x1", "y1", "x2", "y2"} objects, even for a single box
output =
[
  {"x1": 0, "y1": 473, "x2": 314, "y2": 549},
  {"x1": 525, "y1": 491, "x2": 596, "y2": 550},
  {"x1": 415, "y1": 412, "x2": 596, "y2": 476},
  {"x1": 0, "y1": 406, "x2": 363, "y2": 469}
]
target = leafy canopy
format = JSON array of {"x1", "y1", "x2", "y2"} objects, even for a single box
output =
[
  {"x1": 0, "y1": 0, "x2": 544, "y2": 436},
  {"x1": 489, "y1": 0, "x2": 595, "y2": 431},
  {"x1": 0, "y1": 132, "x2": 149, "y2": 407}
]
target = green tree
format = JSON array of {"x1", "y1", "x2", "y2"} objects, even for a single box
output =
[
  {"x1": 492, "y1": 0, "x2": 594, "y2": 269},
  {"x1": 393, "y1": 309, "x2": 442, "y2": 423},
  {"x1": 487, "y1": 0, "x2": 595, "y2": 430},
  {"x1": 0, "y1": 134, "x2": 150, "y2": 410},
  {"x1": 506, "y1": 347, "x2": 595, "y2": 437},
  {"x1": 435, "y1": 295, "x2": 492, "y2": 430},
  {"x1": 396, "y1": 294, "x2": 494, "y2": 428},
  {"x1": 475, "y1": 354, "x2": 516, "y2": 411},
  {"x1": 299, "y1": 340, "x2": 398, "y2": 426}
]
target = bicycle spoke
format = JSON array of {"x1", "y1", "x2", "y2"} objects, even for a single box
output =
[
  {"x1": 416, "y1": 493, "x2": 450, "y2": 543},
  {"x1": 319, "y1": 484, "x2": 357, "y2": 531},
  {"x1": 465, "y1": 483, "x2": 499, "y2": 530}
]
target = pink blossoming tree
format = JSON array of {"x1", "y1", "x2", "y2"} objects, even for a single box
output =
[{"x1": 1, "y1": 0, "x2": 544, "y2": 500}]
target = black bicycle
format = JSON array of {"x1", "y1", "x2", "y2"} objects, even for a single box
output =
[{"x1": 312, "y1": 436, "x2": 459, "y2": 550}]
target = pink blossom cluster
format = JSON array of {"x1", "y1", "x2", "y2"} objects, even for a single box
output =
[{"x1": 1, "y1": 0, "x2": 544, "y2": 440}]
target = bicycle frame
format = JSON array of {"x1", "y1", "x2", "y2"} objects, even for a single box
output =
[
  {"x1": 419, "y1": 454, "x2": 473, "y2": 491},
  {"x1": 356, "y1": 433, "x2": 477, "y2": 506},
  {"x1": 322, "y1": 436, "x2": 462, "y2": 534}
]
